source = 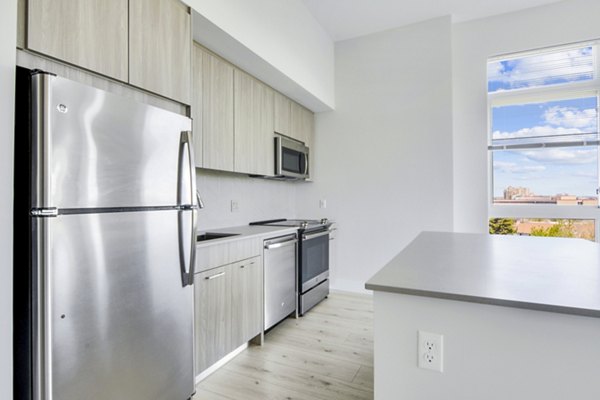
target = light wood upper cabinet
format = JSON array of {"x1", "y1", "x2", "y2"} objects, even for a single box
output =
[
  {"x1": 231, "y1": 257, "x2": 262, "y2": 347},
  {"x1": 191, "y1": 44, "x2": 204, "y2": 168},
  {"x1": 129, "y1": 0, "x2": 191, "y2": 104},
  {"x1": 202, "y1": 50, "x2": 235, "y2": 172},
  {"x1": 291, "y1": 101, "x2": 315, "y2": 178},
  {"x1": 291, "y1": 101, "x2": 314, "y2": 145},
  {"x1": 27, "y1": 0, "x2": 128, "y2": 81},
  {"x1": 274, "y1": 91, "x2": 291, "y2": 137},
  {"x1": 234, "y1": 70, "x2": 274, "y2": 176}
]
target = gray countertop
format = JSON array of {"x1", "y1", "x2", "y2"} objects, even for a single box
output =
[
  {"x1": 365, "y1": 231, "x2": 600, "y2": 318},
  {"x1": 196, "y1": 224, "x2": 298, "y2": 248}
]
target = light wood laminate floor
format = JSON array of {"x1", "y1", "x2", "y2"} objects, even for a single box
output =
[{"x1": 194, "y1": 292, "x2": 374, "y2": 400}]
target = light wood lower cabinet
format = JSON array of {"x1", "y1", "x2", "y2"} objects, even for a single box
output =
[
  {"x1": 194, "y1": 255, "x2": 262, "y2": 375},
  {"x1": 194, "y1": 265, "x2": 232, "y2": 374},
  {"x1": 231, "y1": 258, "x2": 262, "y2": 345}
]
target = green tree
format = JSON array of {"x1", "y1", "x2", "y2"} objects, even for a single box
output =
[
  {"x1": 489, "y1": 218, "x2": 517, "y2": 235},
  {"x1": 530, "y1": 219, "x2": 575, "y2": 238}
]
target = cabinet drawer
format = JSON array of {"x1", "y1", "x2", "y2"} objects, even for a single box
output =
[{"x1": 196, "y1": 238, "x2": 261, "y2": 273}]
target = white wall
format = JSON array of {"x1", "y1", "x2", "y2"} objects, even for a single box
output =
[
  {"x1": 452, "y1": 0, "x2": 600, "y2": 233},
  {"x1": 0, "y1": 0, "x2": 17, "y2": 398},
  {"x1": 196, "y1": 170, "x2": 297, "y2": 230},
  {"x1": 188, "y1": 0, "x2": 335, "y2": 110},
  {"x1": 374, "y1": 292, "x2": 600, "y2": 399},
  {"x1": 297, "y1": 17, "x2": 454, "y2": 293}
]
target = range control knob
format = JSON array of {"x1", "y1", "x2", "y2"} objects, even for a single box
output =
[
  {"x1": 320, "y1": 218, "x2": 329, "y2": 225},
  {"x1": 300, "y1": 221, "x2": 308, "y2": 229}
]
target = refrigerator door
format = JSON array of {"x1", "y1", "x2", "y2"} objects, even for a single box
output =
[
  {"x1": 33, "y1": 210, "x2": 195, "y2": 400},
  {"x1": 31, "y1": 72, "x2": 195, "y2": 210}
]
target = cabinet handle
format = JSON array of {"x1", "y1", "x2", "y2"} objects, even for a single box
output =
[
  {"x1": 240, "y1": 261, "x2": 256, "y2": 269},
  {"x1": 205, "y1": 272, "x2": 225, "y2": 280}
]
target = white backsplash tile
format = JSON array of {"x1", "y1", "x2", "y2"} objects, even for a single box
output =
[{"x1": 195, "y1": 169, "x2": 298, "y2": 230}]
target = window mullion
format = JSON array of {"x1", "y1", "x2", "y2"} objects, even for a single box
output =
[{"x1": 488, "y1": 41, "x2": 599, "y2": 241}]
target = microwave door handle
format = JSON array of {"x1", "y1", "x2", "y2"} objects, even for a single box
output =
[{"x1": 303, "y1": 152, "x2": 309, "y2": 176}]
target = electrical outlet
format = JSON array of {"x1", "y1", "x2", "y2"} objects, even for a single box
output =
[
  {"x1": 230, "y1": 200, "x2": 239, "y2": 212},
  {"x1": 319, "y1": 199, "x2": 327, "y2": 209},
  {"x1": 418, "y1": 331, "x2": 443, "y2": 372}
]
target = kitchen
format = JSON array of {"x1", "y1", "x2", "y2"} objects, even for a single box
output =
[{"x1": 3, "y1": 0, "x2": 600, "y2": 399}]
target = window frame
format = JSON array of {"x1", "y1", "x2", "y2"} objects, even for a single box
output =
[{"x1": 487, "y1": 41, "x2": 600, "y2": 242}]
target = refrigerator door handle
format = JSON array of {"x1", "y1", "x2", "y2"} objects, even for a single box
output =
[
  {"x1": 189, "y1": 208, "x2": 197, "y2": 284},
  {"x1": 178, "y1": 131, "x2": 197, "y2": 207},
  {"x1": 177, "y1": 208, "x2": 197, "y2": 287},
  {"x1": 31, "y1": 72, "x2": 54, "y2": 209}
]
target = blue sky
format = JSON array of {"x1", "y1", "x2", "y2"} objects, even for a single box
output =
[
  {"x1": 491, "y1": 98, "x2": 598, "y2": 198},
  {"x1": 491, "y1": 96, "x2": 598, "y2": 197},
  {"x1": 488, "y1": 46, "x2": 594, "y2": 92},
  {"x1": 488, "y1": 46, "x2": 599, "y2": 199}
]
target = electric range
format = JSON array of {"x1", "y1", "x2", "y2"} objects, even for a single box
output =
[{"x1": 250, "y1": 219, "x2": 332, "y2": 315}]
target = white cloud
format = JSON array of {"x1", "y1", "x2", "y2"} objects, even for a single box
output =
[
  {"x1": 492, "y1": 125, "x2": 584, "y2": 140},
  {"x1": 543, "y1": 106, "x2": 597, "y2": 130},
  {"x1": 522, "y1": 148, "x2": 597, "y2": 165},
  {"x1": 493, "y1": 161, "x2": 546, "y2": 174},
  {"x1": 488, "y1": 47, "x2": 594, "y2": 90}
]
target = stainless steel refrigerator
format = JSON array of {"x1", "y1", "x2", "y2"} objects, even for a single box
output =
[{"x1": 14, "y1": 67, "x2": 197, "y2": 400}]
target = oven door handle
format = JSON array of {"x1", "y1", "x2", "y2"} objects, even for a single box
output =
[
  {"x1": 302, "y1": 231, "x2": 330, "y2": 241},
  {"x1": 264, "y1": 238, "x2": 297, "y2": 250}
]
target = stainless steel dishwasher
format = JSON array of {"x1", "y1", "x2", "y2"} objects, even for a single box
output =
[{"x1": 263, "y1": 233, "x2": 298, "y2": 330}]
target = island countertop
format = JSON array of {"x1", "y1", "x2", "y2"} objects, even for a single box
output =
[{"x1": 365, "y1": 231, "x2": 600, "y2": 318}]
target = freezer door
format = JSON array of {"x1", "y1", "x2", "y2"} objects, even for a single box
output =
[
  {"x1": 33, "y1": 210, "x2": 194, "y2": 400},
  {"x1": 31, "y1": 72, "x2": 195, "y2": 210}
]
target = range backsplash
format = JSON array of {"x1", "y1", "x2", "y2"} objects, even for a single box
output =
[{"x1": 195, "y1": 169, "x2": 298, "y2": 231}]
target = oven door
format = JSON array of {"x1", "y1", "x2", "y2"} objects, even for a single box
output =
[
  {"x1": 300, "y1": 230, "x2": 329, "y2": 293},
  {"x1": 275, "y1": 137, "x2": 309, "y2": 179}
]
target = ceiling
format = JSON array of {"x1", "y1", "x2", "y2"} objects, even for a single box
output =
[{"x1": 301, "y1": 0, "x2": 564, "y2": 41}]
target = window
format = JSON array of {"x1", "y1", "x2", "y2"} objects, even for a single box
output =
[{"x1": 487, "y1": 42, "x2": 600, "y2": 241}]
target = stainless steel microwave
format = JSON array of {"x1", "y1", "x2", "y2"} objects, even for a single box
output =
[{"x1": 275, "y1": 136, "x2": 310, "y2": 180}]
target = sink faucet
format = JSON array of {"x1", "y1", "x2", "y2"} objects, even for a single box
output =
[{"x1": 196, "y1": 191, "x2": 205, "y2": 209}]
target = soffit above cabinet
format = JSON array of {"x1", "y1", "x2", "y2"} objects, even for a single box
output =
[{"x1": 191, "y1": 9, "x2": 333, "y2": 113}]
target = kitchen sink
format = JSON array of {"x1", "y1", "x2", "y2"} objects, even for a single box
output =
[{"x1": 197, "y1": 232, "x2": 239, "y2": 242}]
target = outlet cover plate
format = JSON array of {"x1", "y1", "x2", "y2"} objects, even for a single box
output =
[{"x1": 418, "y1": 331, "x2": 443, "y2": 372}]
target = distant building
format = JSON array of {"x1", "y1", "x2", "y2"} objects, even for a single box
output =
[
  {"x1": 503, "y1": 186, "x2": 532, "y2": 200},
  {"x1": 496, "y1": 187, "x2": 597, "y2": 206},
  {"x1": 556, "y1": 195, "x2": 597, "y2": 206}
]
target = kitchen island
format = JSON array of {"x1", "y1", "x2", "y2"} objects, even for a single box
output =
[{"x1": 365, "y1": 231, "x2": 600, "y2": 400}]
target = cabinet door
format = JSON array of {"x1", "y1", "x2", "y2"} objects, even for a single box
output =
[
  {"x1": 231, "y1": 257, "x2": 262, "y2": 347},
  {"x1": 192, "y1": 44, "x2": 204, "y2": 167},
  {"x1": 290, "y1": 101, "x2": 314, "y2": 145},
  {"x1": 291, "y1": 102, "x2": 315, "y2": 177},
  {"x1": 202, "y1": 51, "x2": 234, "y2": 172},
  {"x1": 129, "y1": 0, "x2": 191, "y2": 104},
  {"x1": 27, "y1": 0, "x2": 128, "y2": 81},
  {"x1": 234, "y1": 70, "x2": 274, "y2": 176},
  {"x1": 274, "y1": 91, "x2": 291, "y2": 137},
  {"x1": 194, "y1": 265, "x2": 232, "y2": 373}
]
